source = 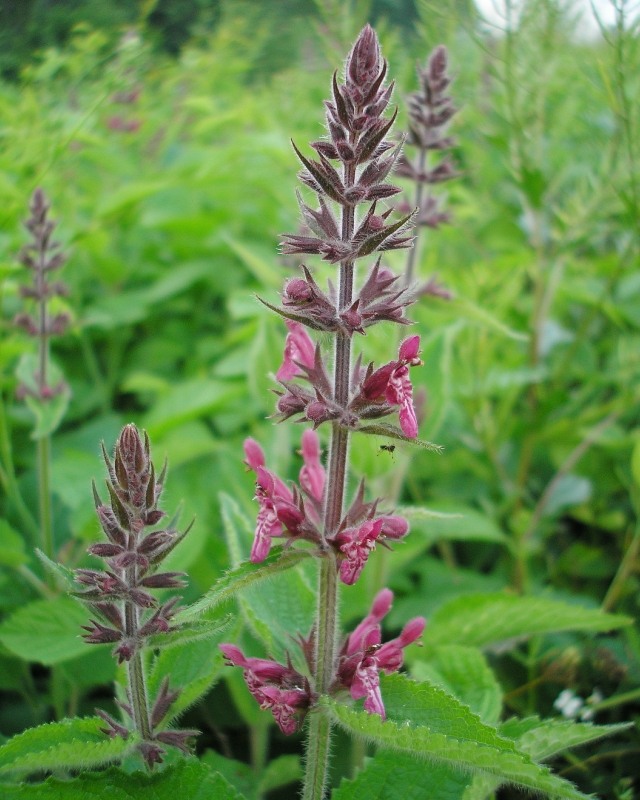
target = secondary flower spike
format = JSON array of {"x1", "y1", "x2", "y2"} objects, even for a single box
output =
[{"x1": 335, "y1": 588, "x2": 425, "y2": 717}]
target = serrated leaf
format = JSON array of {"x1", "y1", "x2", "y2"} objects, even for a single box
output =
[
  {"x1": 424, "y1": 592, "x2": 631, "y2": 649},
  {"x1": 411, "y1": 646, "x2": 502, "y2": 724},
  {"x1": 0, "y1": 717, "x2": 131, "y2": 776},
  {"x1": 500, "y1": 716, "x2": 631, "y2": 761},
  {"x1": 323, "y1": 674, "x2": 589, "y2": 799},
  {"x1": 332, "y1": 750, "x2": 471, "y2": 800},
  {"x1": 0, "y1": 759, "x2": 246, "y2": 798},
  {"x1": 174, "y1": 549, "x2": 314, "y2": 625},
  {"x1": 0, "y1": 596, "x2": 88, "y2": 665}
]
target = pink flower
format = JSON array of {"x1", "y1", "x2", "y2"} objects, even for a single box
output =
[
  {"x1": 276, "y1": 321, "x2": 316, "y2": 381},
  {"x1": 361, "y1": 335, "x2": 423, "y2": 438},
  {"x1": 333, "y1": 515, "x2": 408, "y2": 585},
  {"x1": 336, "y1": 589, "x2": 425, "y2": 719},
  {"x1": 252, "y1": 466, "x2": 303, "y2": 562},
  {"x1": 243, "y1": 434, "x2": 321, "y2": 562},
  {"x1": 298, "y1": 429, "x2": 325, "y2": 503},
  {"x1": 220, "y1": 644, "x2": 311, "y2": 735}
]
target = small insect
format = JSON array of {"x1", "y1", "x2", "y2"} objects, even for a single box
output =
[{"x1": 379, "y1": 444, "x2": 396, "y2": 455}]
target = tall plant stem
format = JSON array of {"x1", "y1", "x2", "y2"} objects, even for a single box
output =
[
  {"x1": 303, "y1": 164, "x2": 356, "y2": 799},
  {"x1": 125, "y1": 569, "x2": 152, "y2": 741},
  {"x1": 37, "y1": 435, "x2": 54, "y2": 568}
]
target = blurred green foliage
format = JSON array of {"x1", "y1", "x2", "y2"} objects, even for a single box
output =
[{"x1": 0, "y1": 0, "x2": 638, "y2": 797}]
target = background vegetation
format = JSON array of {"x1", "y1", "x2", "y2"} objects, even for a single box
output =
[{"x1": 0, "y1": 0, "x2": 638, "y2": 797}]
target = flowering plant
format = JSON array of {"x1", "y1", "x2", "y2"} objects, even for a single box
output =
[{"x1": 0, "y1": 20, "x2": 631, "y2": 800}]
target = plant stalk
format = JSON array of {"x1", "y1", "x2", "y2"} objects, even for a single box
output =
[
  {"x1": 125, "y1": 564, "x2": 152, "y2": 741},
  {"x1": 302, "y1": 161, "x2": 356, "y2": 800}
]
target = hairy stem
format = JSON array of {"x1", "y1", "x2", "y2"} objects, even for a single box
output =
[
  {"x1": 302, "y1": 163, "x2": 356, "y2": 800},
  {"x1": 37, "y1": 435, "x2": 54, "y2": 570},
  {"x1": 125, "y1": 564, "x2": 151, "y2": 741}
]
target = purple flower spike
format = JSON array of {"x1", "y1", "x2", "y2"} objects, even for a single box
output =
[
  {"x1": 276, "y1": 320, "x2": 316, "y2": 381},
  {"x1": 336, "y1": 589, "x2": 425, "y2": 718}
]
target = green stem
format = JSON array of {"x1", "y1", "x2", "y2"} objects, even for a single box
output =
[
  {"x1": 302, "y1": 157, "x2": 356, "y2": 799},
  {"x1": 37, "y1": 435, "x2": 54, "y2": 568},
  {"x1": 0, "y1": 393, "x2": 39, "y2": 540},
  {"x1": 125, "y1": 563, "x2": 152, "y2": 741}
]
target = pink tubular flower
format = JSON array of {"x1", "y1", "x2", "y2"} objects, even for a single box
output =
[
  {"x1": 276, "y1": 321, "x2": 316, "y2": 381},
  {"x1": 361, "y1": 335, "x2": 423, "y2": 438},
  {"x1": 333, "y1": 514, "x2": 408, "y2": 585},
  {"x1": 298, "y1": 429, "x2": 325, "y2": 503},
  {"x1": 252, "y1": 466, "x2": 302, "y2": 562},
  {"x1": 336, "y1": 589, "x2": 425, "y2": 719},
  {"x1": 220, "y1": 644, "x2": 311, "y2": 735},
  {"x1": 243, "y1": 433, "x2": 323, "y2": 562}
]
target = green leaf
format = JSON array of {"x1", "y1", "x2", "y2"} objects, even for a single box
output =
[
  {"x1": 259, "y1": 754, "x2": 302, "y2": 794},
  {"x1": 424, "y1": 592, "x2": 631, "y2": 649},
  {"x1": 147, "y1": 621, "x2": 235, "y2": 723},
  {"x1": 0, "y1": 759, "x2": 246, "y2": 798},
  {"x1": 356, "y1": 422, "x2": 443, "y2": 453},
  {"x1": 454, "y1": 298, "x2": 529, "y2": 341},
  {"x1": 332, "y1": 750, "x2": 471, "y2": 800},
  {"x1": 201, "y1": 749, "x2": 257, "y2": 799},
  {"x1": 0, "y1": 596, "x2": 88, "y2": 665},
  {"x1": 0, "y1": 519, "x2": 28, "y2": 567},
  {"x1": 323, "y1": 674, "x2": 589, "y2": 799},
  {"x1": 0, "y1": 717, "x2": 131, "y2": 777},
  {"x1": 225, "y1": 237, "x2": 281, "y2": 288},
  {"x1": 35, "y1": 549, "x2": 76, "y2": 592},
  {"x1": 15, "y1": 354, "x2": 70, "y2": 438},
  {"x1": 145, "y1": 615, "x2": 231, "y2": 651},
  {"x1": 220, "y1": 491, "x2": 253, "y2": 568},
  {"x1": 144, "y1": 379, "x2": 245, "y2": 438},
  {"x1": 500, "y1": 716, "x2": 631, "y2": 762},
  {"x1": 240, "y1": 558, "x2": 316, "y2": 668},
  {"x1": 398, "y1": 506, "x2": 508, "y2": 546},
  {"x1": 174, "y1": 549, "x2": 315, "y2": 625},
  {"x1": 411, "y1": 646, "x2": 502, "y2": 724}
]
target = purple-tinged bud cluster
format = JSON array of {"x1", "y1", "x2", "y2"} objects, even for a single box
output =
[
  {"x1": 14, "y1": 188, "x2": 70, "y2": 401},
  {"x1": 396, "y1": 45, "x2": 458, "y2": 292},
  {"x1": 76, "y1": 424, "x2": 197, "y2": 767},
  {"x1": 219, "y1": 588, "x2": 424, "y2": 731}
]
